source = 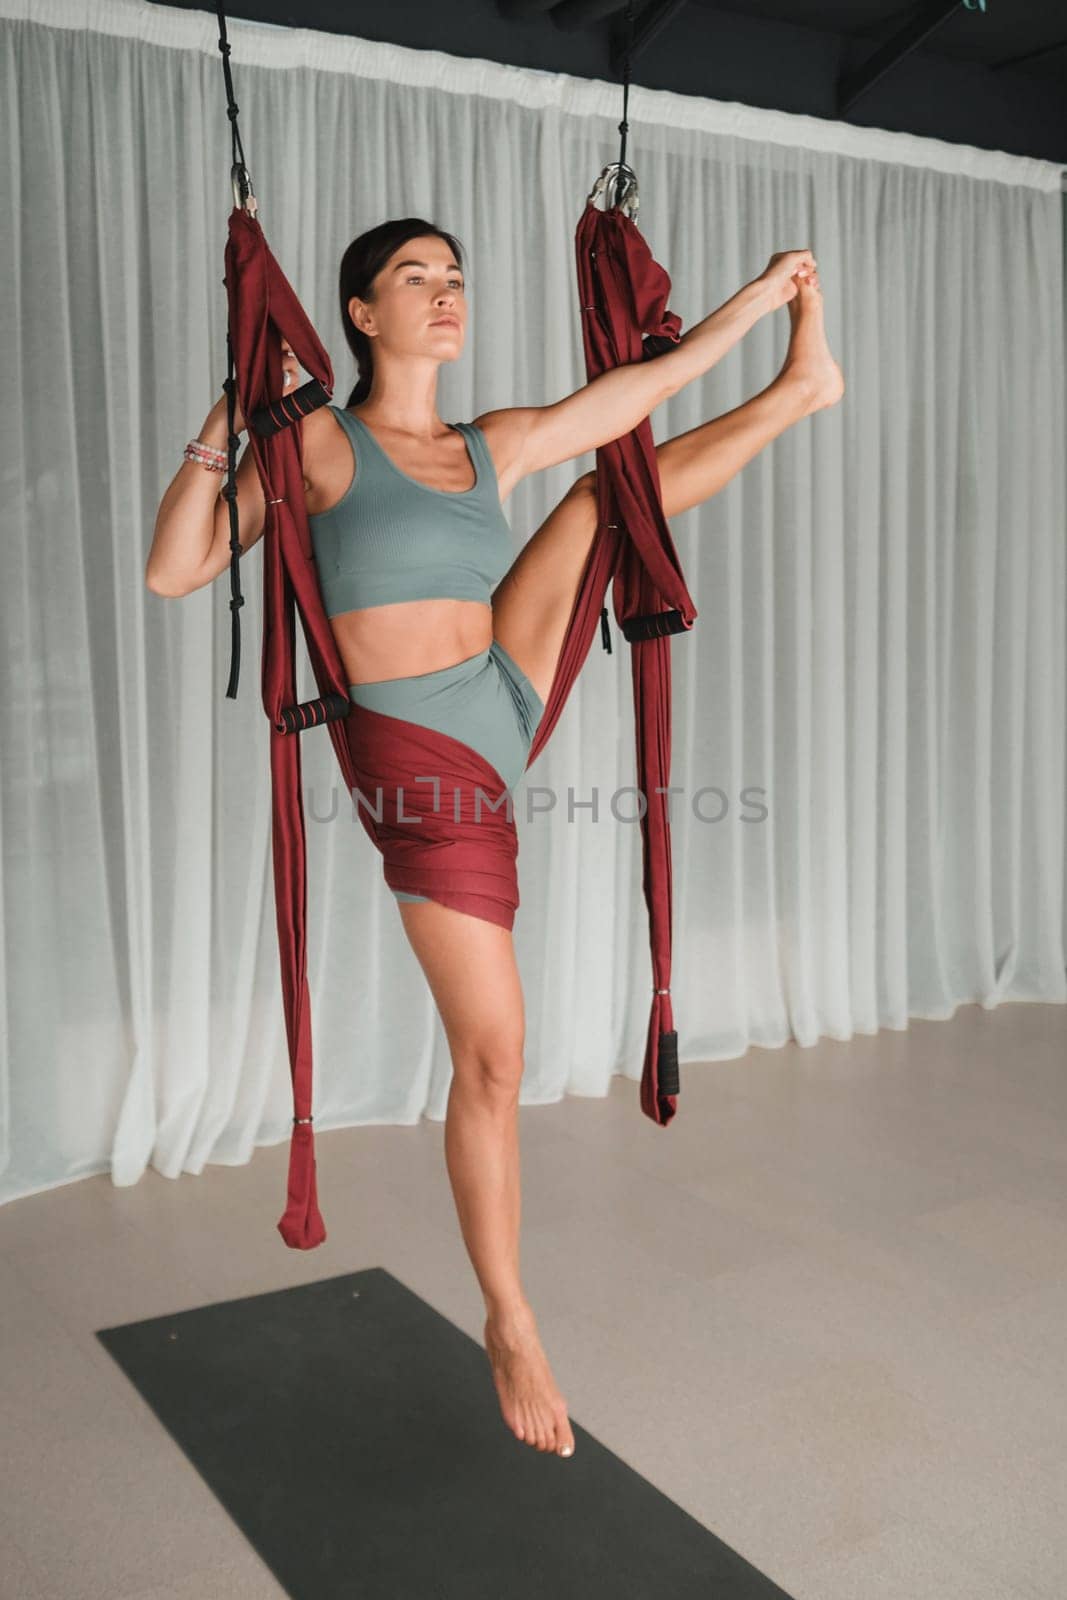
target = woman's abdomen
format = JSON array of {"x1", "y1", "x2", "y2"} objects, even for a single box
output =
[{"x1": 330, "y1": 596, "x2": 494, "y2": 687}]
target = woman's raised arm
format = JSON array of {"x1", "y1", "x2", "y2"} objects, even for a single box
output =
[
  {"x1": 145, "y1": 342, "x2": 300, "y2": 598},
  {"x1": 144, "y1": 397, "x2": 263, "y2": 598},
  {"x1": 496, "y1": 249, "x2": 816, "y2": 486}
]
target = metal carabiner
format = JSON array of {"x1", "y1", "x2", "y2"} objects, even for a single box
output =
[
  {"x1": 586, "y1": 162, "x2": 639, "y2": 221},
  {"x1": 230, "y1": 161, "x2": 258, "y2": 217}
]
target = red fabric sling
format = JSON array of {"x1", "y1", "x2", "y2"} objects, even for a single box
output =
[
  {"x1": 345, "y1": 702, "x2": 520, "y2": 931},
  {"x1": 221, "y1": 190, "x2": 695, "y2": 1250}
]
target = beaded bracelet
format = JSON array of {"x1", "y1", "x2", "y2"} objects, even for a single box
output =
[
  {"x1": 186, "y1": 437, "x2": 226, "y2": 459},
  {"x1": 184, "y1": 440, "x2": 228, "y2": 472},
  {"x1": 184, "y1": 364, "x2": 295, "y2": 471}
]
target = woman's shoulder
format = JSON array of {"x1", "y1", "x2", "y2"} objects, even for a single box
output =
[
  {"x1": 468, "y1": 411, "x2": 520, "y2": 500},
  {"x1": 300, "y1": 402, "x2": 351, "y2": 501}
]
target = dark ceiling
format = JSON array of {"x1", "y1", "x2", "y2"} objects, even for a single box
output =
[
  {"x1": 161, "y1": 1, "x2": 1067, "y2": 166},
  {"x1": 689, "y1": 0, "x2": 1065, "y2": 75}
]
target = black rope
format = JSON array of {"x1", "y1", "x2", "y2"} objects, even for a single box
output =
[
  {"x1": 598, "y1": 2, "x2": 637, "y2": 654},
  {"x1": 613, "y1": 1, "x2": 634, "y2": 209},
  {"x1": 215, "y1": 3, "x2": 253, "y2": 700},
  {"x1": 220, "y1": 334, "x2": 243, "y2": 700},
  {"x1": 215, "y1": 3, "x2": 253, "y2": 207}
]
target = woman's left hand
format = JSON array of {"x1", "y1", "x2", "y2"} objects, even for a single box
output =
[
  {"x1": 280, "y1": 341, "x2": 300, "y2": 395},
  {"x1": 757, "y1": 250, "x2": 818, "y2": 310}
]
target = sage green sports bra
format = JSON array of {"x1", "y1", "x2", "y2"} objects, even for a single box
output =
[{"x1": 307, "y1": 405, "x2": 513, "y2": 619}]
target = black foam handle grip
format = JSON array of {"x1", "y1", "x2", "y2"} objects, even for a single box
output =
[
  {"x1": 657, "y1": 1029, "x2": 680, "y2": 1098},
  {"x1": 274, "y1": 692, "x2": 352, "y2": 734},
  {"x1": 250, "y1": 377, "x2": 331, "y2": 437},
  {"x1": 643, "y1": 332, "x2": 681, "y2": 360},
  {"x1": 621, "y1": 609, "x2": 687, "y2": 642}
]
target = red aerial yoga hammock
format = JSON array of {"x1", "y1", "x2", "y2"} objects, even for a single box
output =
[{"x1": 213, "y1": 7, "x2": 697, "y2": 1248}]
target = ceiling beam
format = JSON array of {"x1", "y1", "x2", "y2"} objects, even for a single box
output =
[
  {"x1": 606, "y1": 0, "x2": 689, "y2": 75},
  {"x1": 991, "y1": 35, "x2": 1067, "y2": 73},
  {"x1": 837, "y1": 0, "x2": 960, "y2": 117}
]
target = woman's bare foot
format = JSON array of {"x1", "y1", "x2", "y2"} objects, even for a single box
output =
[
  {"x1": 782, "y1": 270, "x2": 845, "y2": 414},
  {"x1": 484, "y1": 1303, "x2": 576, "y2": 1458}
]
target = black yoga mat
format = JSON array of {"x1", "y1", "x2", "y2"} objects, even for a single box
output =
[{"x1": 98, "y1": 1267, "x2": 796, "y2": 1599}]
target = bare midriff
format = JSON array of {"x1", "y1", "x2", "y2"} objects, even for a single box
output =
[{"x1": 329, "y1": 597, "x2": 495, "y2": 688}]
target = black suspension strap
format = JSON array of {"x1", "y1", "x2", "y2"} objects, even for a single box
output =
[
  {"x1": 216, "y1": 1, "x2": 256, "y2": 701},
  {"x1": 613, "y1": 1, "x2": 634, "y2": 210},
  {"x1": 219, "y1": 334, "x2": 245, "y2": 701},
  {"x1": 214, "y1": 4, "x2": 333, "y2": 710},
  {"x1": 216, "y1": 2, "x2": 254, "y2": 217},
  {"x1": 597, "y1": 0, "x2": 638, "y2": 656},
  {"x1": 602, "y1": 3, "x2": 688, "y2": 649}
]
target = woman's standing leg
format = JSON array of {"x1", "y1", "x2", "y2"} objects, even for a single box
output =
[{"x1": 396, "y1": 895, "x2": 576, "y2": 1460}]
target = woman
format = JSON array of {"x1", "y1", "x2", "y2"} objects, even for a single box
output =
[{"x1": 146, "y1": 218, "x2": 843, "y2": 1462}]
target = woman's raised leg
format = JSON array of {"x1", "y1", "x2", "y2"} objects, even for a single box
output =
[
  {"x1": 650, "y1": 269, "x2": 843, "y2": 522},
  {"x1": 492, "y1": 272, "x2": 843, "y2": 707},
  {"x1": 395, "y1": 894, "x2": 576, "y2": 1460}
]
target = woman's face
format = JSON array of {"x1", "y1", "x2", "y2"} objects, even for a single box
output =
[{"x1": 349, "y1": 236, "x2": 467, "y2": 359}]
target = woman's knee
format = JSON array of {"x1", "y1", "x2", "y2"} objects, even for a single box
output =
[
  {"x1": 451, "y1": 1038, "x2": 526, "y2": 1102},
  {"x1": 395, "y1": 904, "x2": 527, "y2": 1096}
]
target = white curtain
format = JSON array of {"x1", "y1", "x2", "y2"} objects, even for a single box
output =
[{"x1": 1, "y1": 0, "x2": 1064, "y2": 1208}]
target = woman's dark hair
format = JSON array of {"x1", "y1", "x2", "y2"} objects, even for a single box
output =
[{"x1": 339, "y1": 218, "x2": 467, "y2": 407}]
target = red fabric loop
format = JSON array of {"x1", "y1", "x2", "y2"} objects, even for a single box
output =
[{"x1": 344, "y1": 703, "x2": 520, "y2": 931}]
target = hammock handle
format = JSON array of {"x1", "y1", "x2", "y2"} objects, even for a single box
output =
[
  {"x1": 249, "y1": 377, "x2": 332, "y2": 437},
  {"x1": 657, "y1": 1030, "x2": 679, "y2": 1098},
  {"x1": 274, "y1": 692, "x2": 352, "y2": 735},
  {"x1": 621, "y1": 609, "x2": 688, "y2": 642}
]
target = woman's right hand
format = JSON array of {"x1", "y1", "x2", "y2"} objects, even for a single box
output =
[
  {"x1": 210, "y1": 340, "x2": 301, "y2": 436},
  {"x1": 756, "y1": 249, "x2": 818, "y2": 311}
]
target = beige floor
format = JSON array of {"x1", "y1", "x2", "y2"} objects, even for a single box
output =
[{"x1": 1, "y1": 1000, "x2": 1065, "y2": 1600}]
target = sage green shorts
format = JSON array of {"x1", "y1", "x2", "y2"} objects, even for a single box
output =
[{"x1": 347, "y1": 639, "x2": 544, "y2": 905}]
